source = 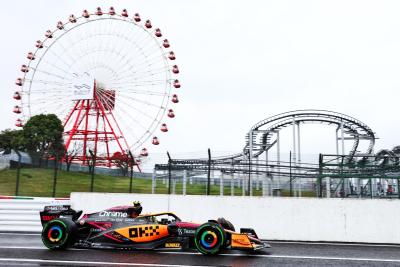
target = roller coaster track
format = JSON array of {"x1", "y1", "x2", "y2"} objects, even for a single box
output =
[{"x1": 212, "y1": 110, "x2": 376, "y2": 163}]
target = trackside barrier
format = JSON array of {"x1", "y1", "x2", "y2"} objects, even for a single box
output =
[
  {"x1": 71, "y1": 193, "x2": 400, "y2": 244},
  {"x1": 0, "y1": 196, "x2": 70, "y2": 232}
]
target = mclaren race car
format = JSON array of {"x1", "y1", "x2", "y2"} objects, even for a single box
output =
[{"x1": 40, "y1": 204, "x2": 270, "y2": 255}]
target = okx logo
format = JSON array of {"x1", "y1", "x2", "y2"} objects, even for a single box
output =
[{"x1": 129, "y1": 225, "x2": 160, "y2": 238}]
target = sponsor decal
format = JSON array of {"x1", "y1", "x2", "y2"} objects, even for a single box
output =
[
  {"x1": 184, "y1": 229, "x2": 196, "y2": 234},
  {"x1": 129, "y1": 225, "x2": 160, "y2": 238},
  {"x1": 44, "y1": 205, "x2": 70, "y2": 211},
  {"x1": 99, "y1": 211, "x2": 127, "y2": 217},
  {"x1": 115, "y1": 224, "x2": 169, "y2": 242},
  {"x1": 232, "y1": 237, "x2": 250, "y2": 245},
  {"x1": 41, "y1": 215, "x2": 59, "y2": 221},
  {"x1": 177, "y1": 228, "x2": 195, "y2": 235},
  {"x1": 231, "y1": 233, "x2": 253, "y2": 248},
  {"x1": 165, "y1": 243, "x2": 181, "y2": 248}
]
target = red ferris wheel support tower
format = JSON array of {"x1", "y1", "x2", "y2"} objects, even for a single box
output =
[{"x1": 63, "y1": 79, "x2": 133, "y2": 168}]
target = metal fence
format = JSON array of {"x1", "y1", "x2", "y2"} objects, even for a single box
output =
[{"x1": 1, "y1": 151, "x2": 400, "y2": 199}]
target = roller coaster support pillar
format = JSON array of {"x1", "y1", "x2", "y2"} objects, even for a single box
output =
[
  {"x1": 326, "y1": 176, "x2": 331, "y2": 198},
  {"x1": 297, "y1": 122, "x2": 302, "y2": 197},
  {"x1": 277, "y1": 131, "x2": 281, "y2": 191},
  {"x1": 292, "y1": 118, "x2": 297, "y2": 165},
  {"x1": 289, "y1": 151, "x2": 293, "y2": 197},
  {"x1": 340, "y1": 121, "x2": 345, "y2": 155},
  {"x1": 318, "y1": 153, "x2": 323, "y2": 198},
  {"x1": 335, "y1": 127, "x2": 340, "y2": 157},
  {"x1": 249, "y1": 130, "x2": 253, "y2": 196},
  {"x1": 292, "y1": 118, "x2": 297, "y2": 197},
  {"x1": 369, "y1": 178, "x2": 373, "y2": 199},
  {"x1": 207, "y1": 148, "x2": 211, "y2": 195}
]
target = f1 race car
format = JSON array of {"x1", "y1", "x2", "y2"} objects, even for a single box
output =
[{"x1": 40, "y1": 204, "x2": 270, "y2": 255}]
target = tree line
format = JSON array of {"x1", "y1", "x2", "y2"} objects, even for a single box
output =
[{"x1": 0, "y1": 114, "x2": 64, "y2": 157}]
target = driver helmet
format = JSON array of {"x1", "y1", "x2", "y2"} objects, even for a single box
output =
[{"x1": 128, "y1": 201, "x2": 142, "y2": 218}]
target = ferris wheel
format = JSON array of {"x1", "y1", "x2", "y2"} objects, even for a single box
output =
[{"x1": 13, "y1": 7, "x2": 181, "y2": 167}]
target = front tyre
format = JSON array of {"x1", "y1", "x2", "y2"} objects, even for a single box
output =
[
  {"x1": 41, "y1": 218, "x2": 76, "y2": 250},
  {"x1": 194, "y1": 222, "x2": 226, "y2": 255}
]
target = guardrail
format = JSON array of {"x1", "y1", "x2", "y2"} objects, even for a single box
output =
[{"x1": 0, "y1": 196, "x2": 69, "y2": 232}]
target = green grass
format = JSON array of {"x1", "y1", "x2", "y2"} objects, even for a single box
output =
[{"x1": 0, "y1": 168, "x2": 267, "y2": 197}]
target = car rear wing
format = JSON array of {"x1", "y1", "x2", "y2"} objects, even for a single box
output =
[{"x1": 39, "y1": 205, "x2": 82, "y2": 226}]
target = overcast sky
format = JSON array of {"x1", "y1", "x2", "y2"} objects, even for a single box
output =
[{"x1": 1, "y1": 0, "x2": 400, "y2": 161}]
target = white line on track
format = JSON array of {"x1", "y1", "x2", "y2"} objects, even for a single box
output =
[
  {"x1": 1, "y1": 246, "x2": 400, "y2": 264},
  {"x1": 0, "y1": 233, "x2": 40, "y2": 236},
  {"x1": 0, "y1": 246, "x2": 87, "y2": 251},
  {"x1": 159, "y1": 251, "x2": 400, "y2": 263},
  {"x1": 0, "y1": 258, "x2": 213, "y2": 267},
  {"x1": 268, "y1": 241, "x2": 400, "y2": 248}
]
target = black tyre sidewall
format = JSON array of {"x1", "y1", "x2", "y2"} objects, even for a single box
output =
[
  {"x1": 42, "y1": 218, "x2": 75, "y2": 250},
  {"x1": 194, "y1": 222, "x2": 225, "y2": 255}
]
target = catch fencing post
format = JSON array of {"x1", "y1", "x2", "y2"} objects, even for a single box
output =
[
  {"x1": 129, "y1": 151, "x2": 134, "y2": 193},
  {"x1": 318, "y1": 153, "x2": 323, "y2": 198},
  {"x1": 89, "y1": 149, "x2": 96, "y2": 192},
  {"x1": 15, "y1": 151, "x2": 21, "y2": 196},
  {"x1": 167, "y1": 152, "x2": 172, "y2": 195},
  {"x1": 207, "y1": 148, "x2": 211, "y2": 195}
]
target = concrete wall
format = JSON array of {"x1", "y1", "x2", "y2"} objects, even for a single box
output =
[{"x1": 71, "y1": 193, "x2": 400, "y2": 244}]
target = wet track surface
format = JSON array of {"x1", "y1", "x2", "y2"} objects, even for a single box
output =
[{"x1": 0, "y1": 233, "x2": 400, "y2": 266}]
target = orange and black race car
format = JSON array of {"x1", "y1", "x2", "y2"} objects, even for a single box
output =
[{"x1": 40, "y1": 204, "x2": 270, "y2": 255}]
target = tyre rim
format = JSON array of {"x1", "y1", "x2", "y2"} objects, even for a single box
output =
[
  {"x1": 200, "y1": 230, "x2": 218, "y2": 248},
  {"x1": 47, "y1": 226, "x2": 63, "y2": 243}
]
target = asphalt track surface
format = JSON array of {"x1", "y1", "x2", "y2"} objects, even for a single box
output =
[{"x1": 0, "y1": 233, "x2": 400, "y2": 266}]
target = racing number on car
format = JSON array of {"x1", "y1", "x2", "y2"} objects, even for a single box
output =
[{"x1": 129, "y1": 226, "x2": 160, "y2": 238}]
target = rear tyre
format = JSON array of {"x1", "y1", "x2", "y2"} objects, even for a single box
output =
[
  {"x1": 194, "y1": 222, "x2": 226, "y2": 255},
  {"x1": 41, "y1": 218, "x2": 76, "y2": 250}
]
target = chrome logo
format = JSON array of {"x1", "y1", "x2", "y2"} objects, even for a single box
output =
[
  {"x1": 48, "y1": 226, "x2": 63, "y2": 242},
  {"x1": 200, "y1": 231, "x2": 218, "y2": 248}
]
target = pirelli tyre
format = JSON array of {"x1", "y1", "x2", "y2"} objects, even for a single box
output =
[
  {"x1": 194, "y1": 222, "x2": 226, "y2": 255},
  {"x1": 41, "y1": 218, "x2": 77, "y2": 250}
]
